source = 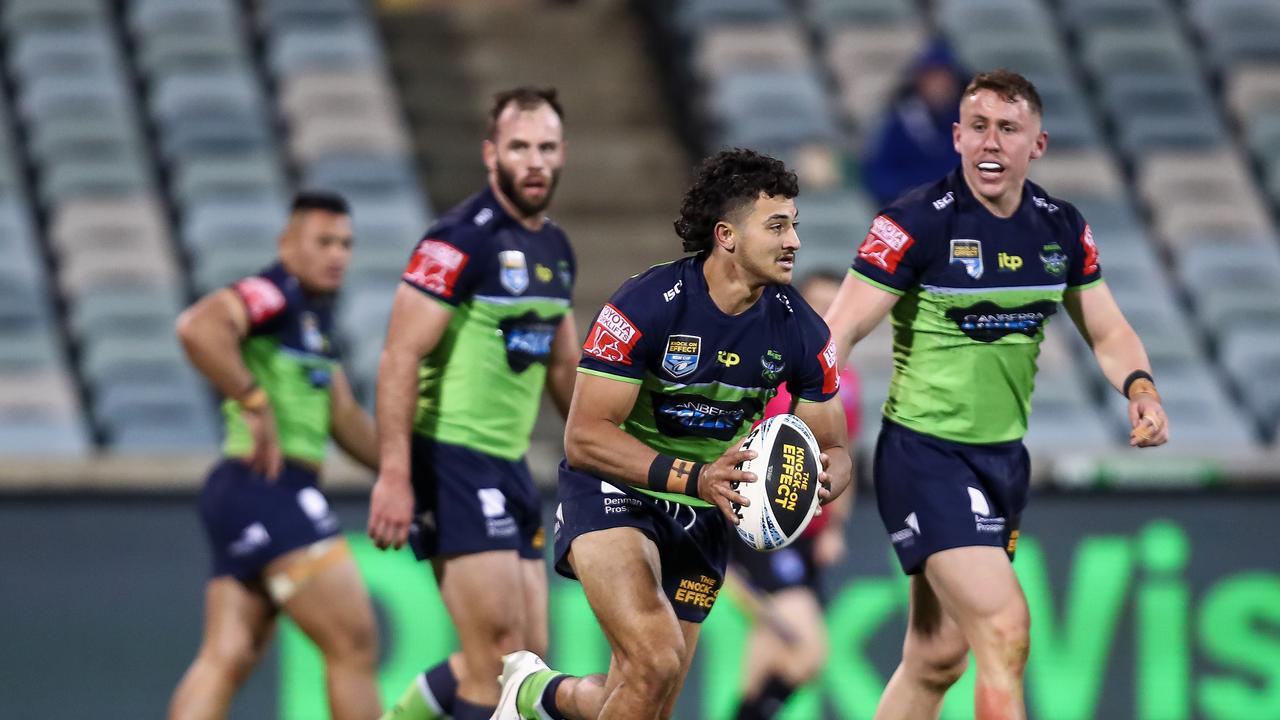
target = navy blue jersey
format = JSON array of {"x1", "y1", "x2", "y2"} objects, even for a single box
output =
[
  {"x1": 578, "y1": 255, "x2": 840, "y2": 506},
  {"x1": 223, "y1": 263, "x2": 340, "y2": 463},
  {"x1": 850, "y1": 168, "x2": 1103, "y2": 443},
  {"x1": 401, "y1": 186, "x2": 576, "y2": 460}
]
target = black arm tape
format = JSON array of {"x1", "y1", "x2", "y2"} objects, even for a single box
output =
[
  {"x1": 646, "y1": 454, "x2": 705, "y2": 497},
  {"x1": 647, "y1": 454, "x2": 675, "y2": 492},
  {"x1": 1122, "y1": 370, "x2": 1154, "y2": 398}
]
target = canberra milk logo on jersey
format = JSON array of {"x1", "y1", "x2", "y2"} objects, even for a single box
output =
[
  {"x1": 662, "y1": 334, "x2": 701, "y2": 378},
  {"x1": 950, "y1": 239, "x2": 984, "y2": 279},
  {"x1": 498, "y1": 250, "x2": 529, "y2": 295}
]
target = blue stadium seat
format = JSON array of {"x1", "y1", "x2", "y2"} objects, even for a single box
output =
[
  {"x1": 267, "y1": 25, "x2": 381, "y2": 76},
  {"x1": 4, "y1": 0, "x2": 105, "y2": 34},
  {"x1": 807, "y1": 0, "x2": 917, "y2": 27},
  {"x1": 676, "y1": 0, "x2": 791, "y2": 34}
]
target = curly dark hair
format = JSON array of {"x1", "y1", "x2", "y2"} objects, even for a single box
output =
[{"x1": 674, "y1": 149, "x2": 799, "y2": 253}]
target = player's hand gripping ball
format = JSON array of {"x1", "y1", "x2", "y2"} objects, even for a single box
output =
[{"x1": 731, "y1": 414, "x2": 823, "y2": 552}]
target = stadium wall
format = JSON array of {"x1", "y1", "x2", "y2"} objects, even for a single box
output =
[{"x1": 3, "y1": 491, "x2": 1278, "y2": 719}]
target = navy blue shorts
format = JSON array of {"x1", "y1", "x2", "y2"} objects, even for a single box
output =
[
  {"x1": 408, "y1": 435, "x2": 544, "y2": 561},
  {"x1": 553, "y1": 461, "x2": 731, "y2": 623},
  {"x1": 730, "y1": 534, "x2": 823, "y2": 601},
  {"x1": 874, "y1": 419, "x2": 1030, "y2": 575},
  {"x1": 199, "y1": 458, "x2": 340, "y2": 582}
]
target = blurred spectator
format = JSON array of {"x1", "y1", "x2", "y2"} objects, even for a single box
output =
[{"x1": 860, "y1": 38, "x2": 967, "y2": 207}]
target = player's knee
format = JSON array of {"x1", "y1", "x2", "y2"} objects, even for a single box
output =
[
  {"x1": 203, "y1": 637, "x2": 261, "y2": 684},
  {"x1": 985, "y1": 603, "x2": 1030, "y2": 671},
  {"x1": 793, "y1": 632, "x2": 829, "y2": 681},
  {"x1": 628, "y1": 645, "x2": 684, "y2": 697},
  {"x1": 616, "y1": 625, "x2": 685, "y2": 697},
  {"x1": 339, "y1": 618, "x2": 379, "y2": 668},
  {"x1": 904, "y1": 634, "x2": 969, "y2": 692}
]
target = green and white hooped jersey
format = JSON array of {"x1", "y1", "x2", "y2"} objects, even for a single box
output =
[
  {"x1": 401, "y1": 187, "x2": 575, "y2": 461},
  {"x1": 851, "y1": 169, "x2": 1103, "y2": 444},
  {"x1": 222, "y1": 263, "x2": 339, "y2": 464}
]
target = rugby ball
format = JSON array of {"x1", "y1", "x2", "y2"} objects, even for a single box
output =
[{"x1": 731, "y1": 414, "x2": 823, "y2": 552}]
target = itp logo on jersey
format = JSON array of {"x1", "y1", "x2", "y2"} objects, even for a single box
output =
[{"x1": 584, "y1": 303, "x2": 641, "y2": 365}]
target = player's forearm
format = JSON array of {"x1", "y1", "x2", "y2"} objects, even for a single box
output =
[
  {"x1": 334, "y1": 408, "x2": 379, "y2": 472},
  {"x1": 564, "y1": 417, "x2": 659, "y2": 489},
  {"x1": 374, "y1": 346, "x2": 420, "y2": 478},
  {"x1": 546, "y1": 363, "x2": 576, "y2": 419},
  {"x1": 822, "y1": 444, "x2": 854, "y2": 502},
  {"x1": 1091, "y1": 326, "x2": 1153, "y2": 394},
  {"x1": 175, "y1": 312, "x2": 254, "y2": 399}
]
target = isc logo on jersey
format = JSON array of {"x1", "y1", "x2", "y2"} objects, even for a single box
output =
[
  {"x1": 584, "y1": 304, "x2": 641, "y2": 365},
  {"x1": 858, "y1": 215, "x2": 915, "y2": 273}
]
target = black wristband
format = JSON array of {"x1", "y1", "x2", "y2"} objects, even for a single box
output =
[
  {"x1": 684, "y1": 462, "x2": 705, "y2": 498},
  {"x1": 1122, "y1": 370, "x2": 1154, "y2": 399},
  {"x1": 647, "y1": 454, "x2": 675, "y2": 492},
  {"x1": 646, "y1": 454, "x2": 705, "y2": 497}
]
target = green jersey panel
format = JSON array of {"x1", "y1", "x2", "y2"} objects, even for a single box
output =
[
  {"x1": 413, "y1": 296, "x2": 568, "y2": 461},
  {"x1": 222, "y1": 338, "x2": 336, "y2": 464}
]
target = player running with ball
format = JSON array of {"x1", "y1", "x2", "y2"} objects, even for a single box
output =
[
  {"x1": 824, "y1": 70, "x2": 1169, "y2": 720},
  {"x1": 492, "y1": 148, "x2": 852, "y2": 720}
]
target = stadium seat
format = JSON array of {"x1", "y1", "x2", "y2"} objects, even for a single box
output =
[
  {"x1": 266, "y1": 25, "x2": 381, "y2": 76},
  {"x1": 173, "y1": 157, "x2": 286, "y2": 204},
  {"x1": 1060, "y1": 0, "x2": 1176, "y2": 32},
  {"x1": 151, "y1": 70, "x2": 266, "y2": 122},
  {"x1": 258, "y1": 0, "x2": 366, "y2": 31},
  {"x1": 4, "y1": 0, "x2": 105, "y2": 34},
  {"x1": 675, "y1": 0, "x2": 791, "y2": 33},
  {"x1": 97, "y1": 385, "x2": 218, "y2": 452},
  {"x1": 128, "y1": 0, "x2": 237, "y2": 36},
  {"x1": 159, "y1": 109, "x2": 277, "y2": 161},
  {"x1": 807, "y1": 0, "x2": 917, "y2": 27},
  {"x1": 693, "y1": 23, "x2": 809, "y2": 79}
]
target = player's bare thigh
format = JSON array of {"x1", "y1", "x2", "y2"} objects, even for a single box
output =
[
  {"x1": 263, "y1": 538, "x2": 377, "y2": 654},
  {"x1": 569, "y1": 528, "x2": 686, "y2": 700}
]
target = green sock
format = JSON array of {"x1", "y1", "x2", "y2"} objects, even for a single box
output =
[
  {"x1": 516, "y1": 669, "x2": 565, "y2": 719},
  {"x1": 379, "y1": 676, "x2": 442, "y2": 720}
]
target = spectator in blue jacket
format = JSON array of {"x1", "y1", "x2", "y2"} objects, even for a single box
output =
[{"x1": 861, "y1": 38, "x2": 968, "y2": 207}]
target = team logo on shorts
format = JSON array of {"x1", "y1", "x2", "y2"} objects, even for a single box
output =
[
  {"x1": 662, "y1": 334, "x2": 701, "y2": 378},
  {"x1": 950, "y1": 239, "x2": 984, "y2": 279},
  {"x1": 498, "y1": 250, "x2": 529, "y2": 295}
]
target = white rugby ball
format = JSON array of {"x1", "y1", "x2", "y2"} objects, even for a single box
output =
[{"x1": 731, "y1": 413, "x2": 823, "y2": 552}]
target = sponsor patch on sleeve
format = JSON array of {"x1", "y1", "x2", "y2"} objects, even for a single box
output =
[
  {"x1": 857, "y1": 215, "x2": 915, "y2": 274},
  {"x1": 1079, "y1": 223, "x2": 1100, "y2": 276},
  {"x1": 233, "y1": 276, "x2": 287, "y2": 326},
  {"x1": 819, "y1": 336, "x2": 840, "y2": 395},
  {"x1": 403, "y1": 239, "x2": 469, "y2": 299},
  {"x1": 583, "y1": 303, "x2": 641, "y2": 365}
]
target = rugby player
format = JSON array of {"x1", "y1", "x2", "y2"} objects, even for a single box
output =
[
  {"x1": 727, "y1": 269, "x2": 859, "y2": 720},
  {"x1": 370, "y1": 87, "x2": 578, "y2": 720},
  {"x1": 169, "y1": 192, "x2": 381, "y2": 720},
  {"x1": 823, "y1": 70, "x2": 1170, "y2": 720},
  {"x1": 492, "y1": 148, "x2": 853, "y2": 720}
]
